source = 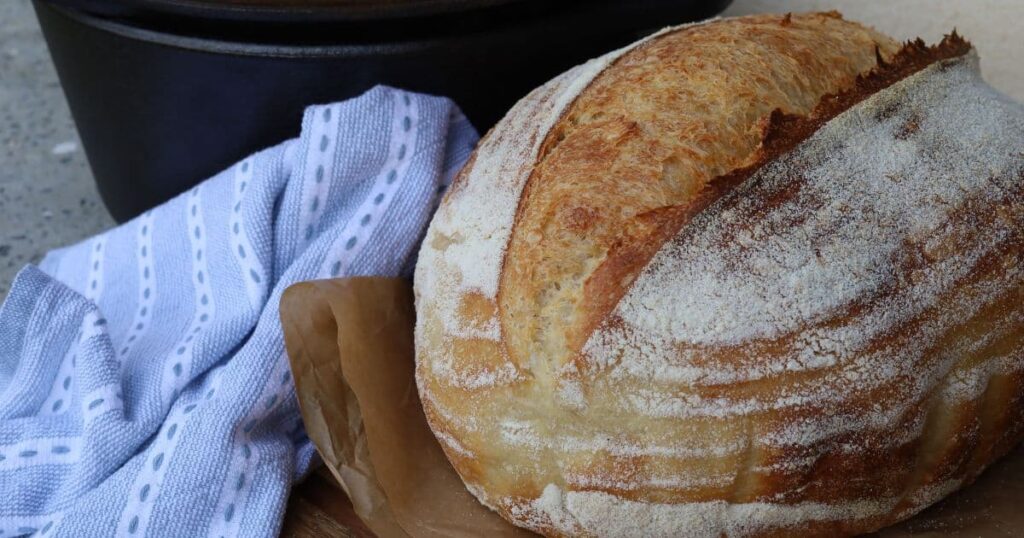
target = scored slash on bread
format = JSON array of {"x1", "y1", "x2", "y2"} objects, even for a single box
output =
[{"x1": 414, "y1": 12, "x2": 1024, "y2": 538}]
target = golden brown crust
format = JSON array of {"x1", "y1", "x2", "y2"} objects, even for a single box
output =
[
  {"x1": 414, "y1": 12, "x2": 1024, "y2": 538},
  {"x1": 499, "y1": 12, "x2": 901, "y2": 384}
]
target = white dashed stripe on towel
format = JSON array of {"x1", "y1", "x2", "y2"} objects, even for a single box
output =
[
  {"x1": 159, "y1": 187, "x2": 215, "y2": 404},
  {"x1": 81, "y1": 383, "x2": 123, "y2": 424},
  {"x1": 116, "y1": 187, "x2": 215, "y2": 536},
  {"x1": 0, "y1": 512, "x2": 64, "y2": 536},
  {"x1": 321, "y1": 91, "x2": 420, "y2": 277},
  {"x1": 119, "y1": 211, "x2": 156, "y2": 362},
  {"x1": 79, "y1": 309, "x2": 108, "y2": 342},
  {"x1": 231, "y1": 159, "x2": 265, "y2": 309},
  {"x1": 40, "y1": 310, "x2": 107, "y2": 417},
  {"x1": 206, "y1": 350, "x2": 292, "y2": 538},
  {"x1": 0, "y1": 437, "x2": 82, "y2": 471},
  {"x1": 84, "y1": 235, "x2": 105, "y2": 302},
  {"x1": 39, "y1": 340, "x2": 77, "y2": 416},
  {"x1": 115, "y1": 400, "x2": 197, "y2": 537},
  {"x1": 297, "y1": 103, "x2": 342, "y2": 248}
]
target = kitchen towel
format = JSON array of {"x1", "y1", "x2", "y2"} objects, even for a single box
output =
[{"x1": 0, "y1": 86, "x2": 478, "y2": 537}]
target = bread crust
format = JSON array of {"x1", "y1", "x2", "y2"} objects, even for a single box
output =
[{"x1": 414, "y1": 13, "x2": 1024, "y2": 537}]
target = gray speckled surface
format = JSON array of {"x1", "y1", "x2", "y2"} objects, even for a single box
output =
[{"x1": 0, "y1": 0, "x2": 114, "y2": 300}]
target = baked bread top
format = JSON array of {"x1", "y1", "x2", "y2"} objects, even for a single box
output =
[{"x1": 414, "y1": 12, "x2": 1024, "y2": 537}]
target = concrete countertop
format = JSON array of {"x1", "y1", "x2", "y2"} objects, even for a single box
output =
[{"x1": 0, "y1": 0, "x2": 112, "y2": 300}]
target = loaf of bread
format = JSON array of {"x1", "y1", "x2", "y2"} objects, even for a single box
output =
[{"x1": 414, "y1": 12, "x2": 1024, "y2": 537}]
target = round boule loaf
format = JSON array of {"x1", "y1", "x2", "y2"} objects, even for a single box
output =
[{"x1": 414, "y1": 12, "x2": 1024, "y2": 537}]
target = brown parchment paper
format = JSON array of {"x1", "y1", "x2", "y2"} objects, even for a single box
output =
[
  {"x1": 280, "y1": 277, "x2": 1024, "y2": 538},
  {"x1": 281, "y1": 278, "x2": 534, "y2": 538}
]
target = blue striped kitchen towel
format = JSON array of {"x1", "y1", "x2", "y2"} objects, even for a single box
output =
[{"x1": 0, "y1": 86, "x2": 478, "y2": 537}]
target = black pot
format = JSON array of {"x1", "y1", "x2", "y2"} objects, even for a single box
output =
[{"x1": 34, "y1": 0, "x2": 731, "y2": 222}]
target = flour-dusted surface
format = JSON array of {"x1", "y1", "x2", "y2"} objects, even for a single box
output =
[
  {"x1": 563, "y1": 53, "x2": 1024, "y2": 534},
  {"x1": 592, "y1": 51, "x2": 1022, "y2": 369},
  {"x1": 415, "y1": 13, "x2": 1024, "y2": 538}
]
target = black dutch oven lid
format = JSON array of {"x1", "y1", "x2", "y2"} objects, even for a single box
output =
[
  {"x1": 43, "y1": 0, "x2": 528, "y2": 19},
  {"x1": 36, "y1": 0, "x2": 730, "y2": 221},
  {"x1": 42, "y1": 0, "x2": 622, "y2": 44},
  {"x1": 45, "y1": 0, "x2": 531, "y2": 22}
]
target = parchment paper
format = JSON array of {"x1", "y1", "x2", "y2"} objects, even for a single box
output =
[
  {"x1": 281, "y1": 278, "x2": 533, "y2": 538},
  {"x1": 280, "y1": 277, "x2": 1024, "y2": 537}
]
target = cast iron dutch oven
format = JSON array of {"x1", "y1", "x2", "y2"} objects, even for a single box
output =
[{"x1": 34, "y1": 0, "x2": 731, "y2": 221}]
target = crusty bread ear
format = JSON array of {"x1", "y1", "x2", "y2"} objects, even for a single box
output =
[{"x1": 415, "y1": 12, "x2": 1024, "y2": 538}]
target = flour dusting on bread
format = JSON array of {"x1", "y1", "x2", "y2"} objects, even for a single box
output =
[
  {"x1": 414, "y1": 13, "x2": 1024, "y2": 538},
  {"x1": 414, "y1": 26, "x2": 673, "y2": 344},
  {"x1": 588, "y1": 53, "x2": 1024, "y2": 438}
]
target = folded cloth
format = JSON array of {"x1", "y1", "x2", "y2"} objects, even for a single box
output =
[{"x1": 0, "y1": 86, "x2": 478, "y2": 537}]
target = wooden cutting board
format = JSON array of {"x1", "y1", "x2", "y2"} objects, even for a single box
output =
[{"x1": 280, "y1": 468, "x2": 374, "y2": 538}]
